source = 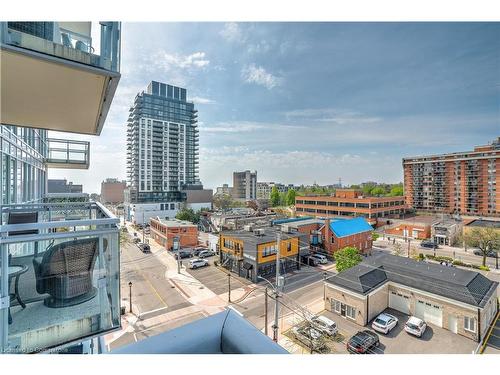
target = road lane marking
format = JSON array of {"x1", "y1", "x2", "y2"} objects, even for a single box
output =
[{"x1": 122, "y1": 244, "x2": 169, "y2": 308}]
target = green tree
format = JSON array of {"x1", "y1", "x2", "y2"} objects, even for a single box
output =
[
  {"x1": 388, "y1": 184, "x2": 404, "y2": 196},
  {"x1": 175, "y1": 208, "x2": 200, "y2": 223},
  {"x1": 213, "y1": 193, "x2": 233, "y2": 211},
  {"x1": 362, "y1": 183, "x2": 376, "y2": 196},
  {"x1": 370, "y1": 187, "x2": 386, "y2": 196},
  {"x1": 286, "y1": 188, "x2": 297, "y2": 206},
  {"x1": 270, "y1": 186, "x2": 280, "y2": 207},
  {"x1": 463, "y1": 227, "x2": 500, "y2": 267},
  {"x1": 333, "y1": 246, "x2": 363, "y2": 273}
]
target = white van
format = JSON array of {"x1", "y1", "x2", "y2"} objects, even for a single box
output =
[
  {"x1": 311, "y1": 315, "x2": 338, "y2": 336},
  {"x1": 311, "y1": 253, "x2": 328, "y2": 264}
]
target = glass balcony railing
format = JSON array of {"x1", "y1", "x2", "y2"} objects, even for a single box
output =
[
  {"x1": 2, "y1": 22, "x2": 120, "y2": 72},
  {"x1": 0, "y1": 200, "x2": 120, "y2": 353},
  {"x1": 46, "y1": 138, "x2": 90, "y2": 169}
]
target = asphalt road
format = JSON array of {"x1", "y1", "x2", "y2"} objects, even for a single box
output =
[
  {"x1": 120, "y1": 240, "x2": 191, "y2": 319},
  {"x1": 373, "y1": 241, "x2": 498, "y2": 269},
  {"x1": 232, "y1": 268, "x2": 325, "y2": 331}
]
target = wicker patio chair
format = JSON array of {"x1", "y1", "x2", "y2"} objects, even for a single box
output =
[{"x1": 32, "y1": 237, "x2": 102, "y2": 308}]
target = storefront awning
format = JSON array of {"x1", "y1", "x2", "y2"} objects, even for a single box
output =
[{"x1": 243, "y1": 262, "x2": 253, "y2": 270}]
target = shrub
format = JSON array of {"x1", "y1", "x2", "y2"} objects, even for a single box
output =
[
  {"x1": 479, "y1": 265, "x2": 490, "y2": 271},
  {"x1": 452, "y1": 260, "x2": 466, "y2": 267},
  {"x1": 418, "y1": 253, "x2": 425, "y2": 260}
]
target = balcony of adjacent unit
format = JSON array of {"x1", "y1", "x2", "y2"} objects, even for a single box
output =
[
  {"x1": 1, "y1": 22, "x2": 121, "y2": 136},
  {"x1": 45, "y1": 138, "x2": 90, "y2": 169},
  {"x1": 112, "y1": 308, "x2": 286, "y2": 354},
  {"x1": 0, "y1": 198, "x2": 120, "y2": 353}
]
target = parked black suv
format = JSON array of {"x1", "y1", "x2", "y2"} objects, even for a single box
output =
[
  {"x1": 138, "y1": 243, "x2": 151, "y2": 253},
  {"x1": 473, "y1": 249, "x2": 497, "y2": 258},
  {"x1": 420, "y1": 240, "x2": 438, "y2": 249},
  {"x1": 175, "y1": 250, "x2": 193, "y2": 260},
  {"x1": 346, "y1": 330, "x2": 380, "y2": 354}
]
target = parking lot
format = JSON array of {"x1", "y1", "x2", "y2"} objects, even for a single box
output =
[
  {"x1": 182, "y1": 255, "x2": 251, "y2": 295},
  {"x1": 321, "y1": 308, "x2": 478, "y2": 354}
]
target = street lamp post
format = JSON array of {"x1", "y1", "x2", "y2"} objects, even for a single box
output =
[
  {"x1": 228, "y1": 273, "x2": 231, "y2": 302},
  {"x1": 323, "y1": 272, "x2": 327, "y2": 300},
  {"x1": 273, "y1": 231, "x2": 281, "y2": 342},
  {"x1": 173, "y1": 236, "x2": 180, "y2": 273},
  {"x1": 128, "y1": 282, "x2": 133, "y2": 313}
]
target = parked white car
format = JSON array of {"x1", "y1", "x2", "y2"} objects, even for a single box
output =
[
  {"x1": 189, "y1": 258, "x2": 209, "y2": 269},
  {"x1": 310, "y1": 253, "x2": 328, "y2": 264},
  {"x1": 404, "y1": 316, "x2": 427, "y2": 338},
  {"x1": 198, "y1": 250, "x2": 215, "y2": 258},
  {"x1": 311, "y1": 315, "x2": 338, "y2": 336},
  {"x1": 371, "y1": 313, "x2": 398, "y2": 334}
]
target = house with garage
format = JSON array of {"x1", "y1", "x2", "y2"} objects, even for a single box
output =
[{"x1": 324, "y1": 254, "x2": 498, "y2": 342}]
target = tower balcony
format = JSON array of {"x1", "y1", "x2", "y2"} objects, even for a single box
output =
[
  {"x1": 45, "y1": 138, "x2": 90, "y2": 169},
  {"x1": 1, "y1": 22, "x2": 121, "y2": 136}
]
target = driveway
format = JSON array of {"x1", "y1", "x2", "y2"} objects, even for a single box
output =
[{"x1": 321, "y1": 308, "x2": 477, "y2": 354}]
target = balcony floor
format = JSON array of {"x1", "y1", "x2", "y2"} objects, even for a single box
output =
[{"x1": 6, "y1": 253, "x2": 116, "y2": 353}]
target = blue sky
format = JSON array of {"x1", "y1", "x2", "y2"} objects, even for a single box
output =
[{"x1": 50, "y1": 22, "x2": 500, "y2": 193}]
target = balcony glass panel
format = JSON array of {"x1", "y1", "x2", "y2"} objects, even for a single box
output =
[
  {"x1": 3, "y1": 22, "x2": 120, "y2": 72},
  {"x1": 46, "y1": 138, "x2": 89, "y2": 169},
  {"x1": 0, "y1": 200, "x2": 120, "y2": 353}
]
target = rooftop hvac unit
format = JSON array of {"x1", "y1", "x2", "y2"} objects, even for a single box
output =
[
  {"x1": 281, "y1": 225, "x2": 291, "y2": 233},
  {"x1": 254, "y1": 228, "x2": 265, "y2": 236},
  {"x1": 244, "y1": 224, "x2": 254, "y2": 232}
]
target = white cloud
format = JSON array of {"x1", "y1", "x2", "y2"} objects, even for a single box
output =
[
  {"x1": 219, "y1": 22, "x2": 244, "y2": 43},
  {"x1": 241, "y1": 64, "x2": 281, "y2": 89},
  {"x1": 283, "y1": 108, "x2": 381, "y2": 125},
  {"x1": 153, "y1": 51, "x2": 210, "y2": 70},
  {"x1": 191, "y1": 96, "x2": 215, "y2": 105}
]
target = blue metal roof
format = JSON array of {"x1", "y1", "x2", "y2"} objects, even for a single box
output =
[
  {"x1": 330, "y1": 217, "x2": 373, "y2": 237},
  {"x1": 272, "y1": 216, "x2": 313, "y2": 225}
]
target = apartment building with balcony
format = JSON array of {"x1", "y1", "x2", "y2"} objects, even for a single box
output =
[
  {"x1": 1, "y1": 21, "x2": 121, "y2": 354},
  {"x1": 403, "y1": 138, "x2": 500, "y2": 217},
  {"x1": 125, "y1": 81, "x2": 212, "y2": 224},
  {"x1": 232, "y1": 170, "x2": 257, "y2": 201},
  {"x1": 295, "y1": 189, "x2": 406, "y2": 225},
  {"x1": 256, "y1": 182, "x2": 294, "y2": 199}
]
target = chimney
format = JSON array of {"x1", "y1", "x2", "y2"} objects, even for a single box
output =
[{"x1": 324, "y1": 218, "x2": 331, "y2": 250}]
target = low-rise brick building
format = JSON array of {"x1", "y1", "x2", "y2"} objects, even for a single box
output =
[
  {"x1": 150, "y1": 218, "x2": 198, "y2": 250},
  {"x1": 274, "y1": 216, "x2": 373, "y2": 255},
  {"x1": 295, "y1": 189, "x2": 406, "y2": 226},
  {"x1": 325, "y1": 254, "x2": 498, "y2": 342}
]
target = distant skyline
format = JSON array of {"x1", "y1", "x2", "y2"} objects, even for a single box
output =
[{"x1": 49, "y1": 22, "x2": 500, "y2": 193}]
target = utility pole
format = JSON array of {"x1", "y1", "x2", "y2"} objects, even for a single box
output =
[
  {"x1": 128, "y1": 282, "x2": 133, "y2": 313},
  {"x1": 407, "y1": 238, "x2": 411, "y2": 258},
  {"x1": 264, "y1": 287, "x2": 268, "y2": 336},
  {"x1": 323, "y1": 272, "x2": 327, "y2": 300},
  {"x1": 273, "y1": 231, "x2": 281, "y2": 342},
  {"x1": 228, "y1": 272, "x2": 231, "y2": 302},
  {"x1": 173, "y1": 236, "x2": 181, "y2": 273}
]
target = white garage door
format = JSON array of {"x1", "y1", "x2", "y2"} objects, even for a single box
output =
[
  {"x1": 415, "y1": 300, "x2": 443, "y2": 327},
  {"x1": 389, "y1": 291, "x2": 410, "y2": 314}
]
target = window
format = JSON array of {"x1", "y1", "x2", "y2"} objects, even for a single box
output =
[
  {"x1": 287, "y1": 242, "x2": 292, "y2": 252},
  {"x1": 346, "y1": 305, "x2": 356, "y2": 320},
  {"x1": 332, "y1": 299, "x2": 341, "y2": 313},
  {"x1": 464, "y1": 317, "x2": 476, "y2": 333}
]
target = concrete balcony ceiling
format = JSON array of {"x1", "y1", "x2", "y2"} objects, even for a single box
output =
[{"x1": 1, "y1": 44, "x2": 120, "y2": 135}]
